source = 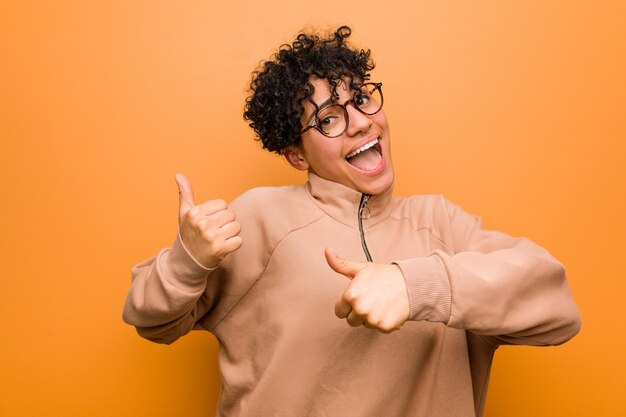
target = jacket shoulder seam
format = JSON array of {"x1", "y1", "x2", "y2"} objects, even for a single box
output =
[
  {"x1": 389, "y1": 202, "x2": 453, "y2": 253},
  {"x1": 209, "y1": 213, "x2": 327, "y2": 332}
]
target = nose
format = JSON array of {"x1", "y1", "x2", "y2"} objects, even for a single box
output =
[{"x1": 344, "y1": 103, "x2": 372, "y2": 137}]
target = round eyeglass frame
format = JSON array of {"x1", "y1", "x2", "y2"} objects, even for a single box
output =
[{"x1": 300, "y1": 82, "x2": 384, "y2": 138}]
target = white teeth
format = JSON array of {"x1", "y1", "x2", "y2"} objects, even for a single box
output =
[{"x1": 346, "y1": 139, "x2": 379, "y2": 159}]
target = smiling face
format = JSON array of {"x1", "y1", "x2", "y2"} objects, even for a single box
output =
[{"x1": 284, "y1": 77, "x2": 394, "y2": 195}]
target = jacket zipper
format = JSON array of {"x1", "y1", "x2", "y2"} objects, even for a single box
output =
[{"x1": 358, "y1": 194, "x2": 373, "y2": 262}]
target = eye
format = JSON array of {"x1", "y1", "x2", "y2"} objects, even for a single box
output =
[
  {"x1": 320, "y1": 116, "x2": 337, "y2": 126},
  {"x1": 355, "y1": 90, "x2": 371, "y2": 107},
  {"x1": 317, "y1": 105, "x2": 343, "y2": 128}
]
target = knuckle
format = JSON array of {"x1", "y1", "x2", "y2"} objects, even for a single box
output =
[
  {"x1": 194, "y1": 217, "x2": 205, "y2": 229},
  {"x1": 343, "y1": 289, "x2": 358, "y2": 303},
  {"x1": 202, "y1": 229, "x2": 216, "y2": 242},
  {"x1": 352, "y1": 303, "x2": 369, "y2": 317},
  {"x1": 379, "y1": 320, "x2": 398, "y2": 333},
  {"x1": 214, "y1": 199, "x2": 228, "y2": 210},
  {"x1": 231, "y1": 221, "x2": 242, "y2": 234},
  {"x1": 224, "y1": 210, "x2": 236, "y2": 222},
  {"x1": 347, "y1": 317, "x2": 361, "y2": 327},
  {"x1": 367, "y1": 316, "x2": 381, "y2": 328},
  {"x1": 231, "y1": 236, "x2": 243, "y2": 250},
  {"x1": 378, "y1": 320, "x2": 391, "y2": 331}
]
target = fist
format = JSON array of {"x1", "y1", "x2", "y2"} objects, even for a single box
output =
[
  {"x1": 325, "y1": 247, "x2": 410, "y2": 333},
  {"x1": 176, "y1": 173, "x2": 243, "y2": 268}
]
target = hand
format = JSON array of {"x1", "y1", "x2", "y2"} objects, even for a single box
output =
[
  {"x1": 325, "y1": 247, "x2": 410, "y2": 333},
  {"x1": 176, "y1": 173, "x2": 243, "y2": 268}
]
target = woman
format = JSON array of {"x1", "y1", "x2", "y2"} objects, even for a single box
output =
[{"x1": 123, "y1": 26, "x2": 580, "y2": 417}]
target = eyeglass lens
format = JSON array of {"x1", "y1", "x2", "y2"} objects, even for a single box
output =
[{"x1": 317, "y1": 83, "x2": 382, "y2": 137}]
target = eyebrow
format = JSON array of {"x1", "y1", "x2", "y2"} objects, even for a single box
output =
[{"x1": 305, "y1": 96, "x2": 336, "y2": 124}]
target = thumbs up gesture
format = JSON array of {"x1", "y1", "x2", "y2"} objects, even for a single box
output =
[
  {"x1": 325, "y1": 247, "x2": 410, "y2": 333},
  {"x1": 175, "y1": 173, "x2": 243, "y2": 268}
]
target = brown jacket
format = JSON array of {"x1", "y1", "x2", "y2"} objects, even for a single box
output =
[{"x1": 123, "y1": 173, "x2": 581, "y2": 417}]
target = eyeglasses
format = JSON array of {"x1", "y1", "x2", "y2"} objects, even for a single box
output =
[{"x1": 300, "y1": 82, "x2": 383, "y2": 138}]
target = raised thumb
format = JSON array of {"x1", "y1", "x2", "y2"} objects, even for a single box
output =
[
  {"x1": 175, "y1": 173, "x2": 195, "y2": 218},
  {"x1": 324, "y1": 247, "x2": 366, "y2": 279}
]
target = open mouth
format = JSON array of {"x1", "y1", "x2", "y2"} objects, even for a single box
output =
[{"x1": 345, "y1": 138, "x2": 383, "y2": 172}]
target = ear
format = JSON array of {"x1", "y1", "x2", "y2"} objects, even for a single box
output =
[{"x1": 283, "y1": 146, "x2": 310, "y2": 171}]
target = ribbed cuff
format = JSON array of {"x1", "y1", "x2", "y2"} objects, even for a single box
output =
[
  {"x1": 393, "y1": 254, "x2": 452, "y2": 323},
  {"x1": 157, "y1": 234, "x2": 217, "y2": 291},
  {"x1": 176, "y1": 229, "x2": 218, "y2": 271}
]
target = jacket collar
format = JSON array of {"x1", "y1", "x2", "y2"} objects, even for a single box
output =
[{"x1": 306, "y1": 172, "x2": 394, "y2": 229}]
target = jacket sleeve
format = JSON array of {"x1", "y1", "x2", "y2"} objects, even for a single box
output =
[
  {"x1": 394, "y1": 198, "x2": 581, "y2": 347},
  {"x1": 122, "y1": 235, "x2": 216, "y2": 344}
]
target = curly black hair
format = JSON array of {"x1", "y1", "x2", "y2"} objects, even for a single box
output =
[{"x1": 243, "y1": 26, "x2": 375, "y2": 154}]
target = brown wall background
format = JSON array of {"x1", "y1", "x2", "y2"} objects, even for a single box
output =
[{"x1": 1, "y1": 1, "x2": 625, "y2": 416}]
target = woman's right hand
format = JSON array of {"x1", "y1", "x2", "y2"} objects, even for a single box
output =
[{"x1": 175, "y1": 173, "x2": 243, "y2": 268}]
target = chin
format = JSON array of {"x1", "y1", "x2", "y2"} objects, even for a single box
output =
[{"x1": 358, "y1": 171, "x2": 394, "y2": 195}]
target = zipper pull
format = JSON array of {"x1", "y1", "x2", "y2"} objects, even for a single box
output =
[
  {"x1": 358, "y1": 194, "x2": 373, "y2": 262},
  {"x1": 359, "y1": 194, "x2": 371, "y2": 219}
]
